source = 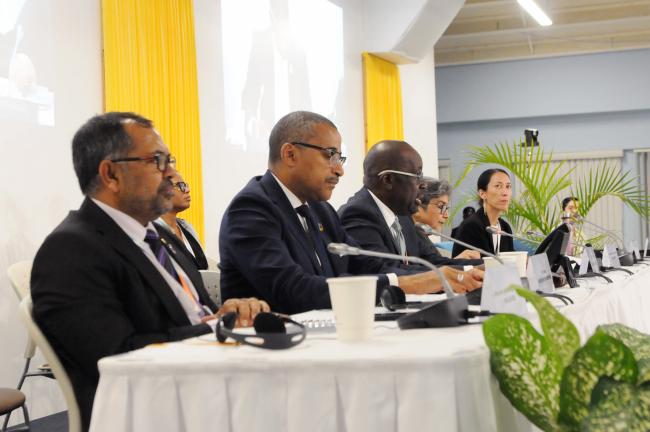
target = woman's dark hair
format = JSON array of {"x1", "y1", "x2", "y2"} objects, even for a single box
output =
[
  {"x1": 462, "y1": 206, "x2": 476, "y2": 219},
  {"x1": 562, "y1": 196, "x2": 578, "y2": 210},
  {"x1": 476, "y1": 168, "x2": 509, "y2": 206}
]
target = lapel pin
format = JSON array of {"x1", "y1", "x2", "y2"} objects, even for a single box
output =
[
  {"x1": 318, "y1": 223, "x2": 324, "y2": 232},
  {"x1": 161, "y1": 237, "x2": 175, "y2": 253}
]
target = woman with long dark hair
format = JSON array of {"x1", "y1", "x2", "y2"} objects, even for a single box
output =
[{"x1": 452, "y1": 168, "x2": 514, "y2": 257}]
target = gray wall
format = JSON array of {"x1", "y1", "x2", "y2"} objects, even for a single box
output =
[{"x1": 436, "y1": 48, "x2": 650, "y2": 242}]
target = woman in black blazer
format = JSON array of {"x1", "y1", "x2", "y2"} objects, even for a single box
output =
[
  {"x1": 156, "y1": 173, "x2": 209, "y2": 270},
  {"x1": 452, "y1": 168, "x2": 515, "y2": 257}
]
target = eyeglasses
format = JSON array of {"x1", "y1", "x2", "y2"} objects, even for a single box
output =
[
  {"x1": 434, "y1": 203, "x2": 451, "y2": 214},
  {"x1": 173, "y1": 181, "x2": 189, "y2": 193},
  {"x1": 110, "y1": 153, "x2": 176, "y2": 172},
  {"x1": 291, "y1": 142, "x2": 347, "y2": 166},
  {"x1": 377, "y1": 169, "x2": 425, "y2": 182}
]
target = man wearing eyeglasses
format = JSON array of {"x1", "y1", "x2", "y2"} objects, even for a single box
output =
[
  {"x1": 219, "y1": 111, "x2": 482, "y2": 315},
  {"x1": 31, "y1": 112, "x2": 269, "y2": 431},
  {"x1": 338, "y1": 140, "x2": 484, "y2": 271}
]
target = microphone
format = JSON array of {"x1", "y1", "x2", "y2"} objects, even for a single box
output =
[
  {"x1": 327, "y1": 243, "x2": 455, "y2": 298},
  {"x1": 327, "y1": 242, "x2": 472, "y2": 329},
  {"x1": 429, "y1": 229, "x2": 504, "y2": 264},
  {"x1": 572, "y1": 214, "x2": 626, "y2": 251},
  {"x1": 486, "y1": 226, "x2": 541, "y2": 245}
]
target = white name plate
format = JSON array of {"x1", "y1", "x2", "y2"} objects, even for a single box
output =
[
  {"x1": 526, "y1": 253, "x2": 554, "y2": 294},
  {"x1": 579, "y1": 246, "x2": 601, "y2": 275},
  {"x1": 628, "y1": 240, "x2": 642, "y2": 262},
  {"x1": 602, "y1": 243, "x2": 620, "y2": 268},
  {"x1": 481, "y1": 263, "x2": 528, "y2": 317}
]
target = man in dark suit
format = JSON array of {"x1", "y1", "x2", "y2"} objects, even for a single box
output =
[
  {"x1": 219, "y1": 111, "x2": 483, "y2": 314},
  {"x1": 339, "y1": 140, "x2": 483, "y2": 269},
  {"x1": 31, "y1": 112, "x2": 268, "y2": 431}
]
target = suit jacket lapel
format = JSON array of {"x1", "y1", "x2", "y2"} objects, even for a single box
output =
[
  {"x1": 361, "y1": 188, "x2": 401, "y2": 255},
  {"x1": 260, "y1": 171, "x2": 323, "y2": 274},
  {"x1": 477, "y1": 208, "x2": 496, "y2": 254},
  {"x1": 156, "y1": 226, "x2": 218, "y2": 311},
  {"x1": 80, "y1": 199, "x2": 192, "y2": 326}
]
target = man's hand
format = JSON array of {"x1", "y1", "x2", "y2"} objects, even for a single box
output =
[
  {"x1": 454, "y1": 249, "x2": 481, "y2": 260},
  {"x1": 445, "y1": 267, "x2": 483, "y2": 293},
  {"x1": 202, "y1": 297, "x2": 271, "y2": 327},
  {"x1": 397, "y1": 267, "x2": 483, "y2": 295}
]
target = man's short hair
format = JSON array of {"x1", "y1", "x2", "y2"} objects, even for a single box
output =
[
  {"x1": 268, "y1": 111, "x2": 337, "y2": 163},
  {"x1": 419, "y1": 179, "x2": 451, "y2": 207},
  {"x1": 72, "y1": 112, "x2": 153, "y2": 195},
  {"x1": 562, "y1": 196, "x2": 579, "y2": 210}
]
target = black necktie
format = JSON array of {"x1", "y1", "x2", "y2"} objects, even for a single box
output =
[{"x1": 295, "y1": 205, "x2": 335, "y2": 277}]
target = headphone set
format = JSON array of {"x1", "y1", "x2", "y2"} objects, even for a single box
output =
[
  {"x1": 380, "y1": 285, "x2": 426, "y2": 311},
  {"x1": 215, "y1": 312, "x2": 306, "y2": 350}
]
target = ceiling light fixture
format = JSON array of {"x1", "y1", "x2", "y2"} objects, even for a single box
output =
[{"x1": 517, "y1": 0, "x2": 553, "y2": 26}]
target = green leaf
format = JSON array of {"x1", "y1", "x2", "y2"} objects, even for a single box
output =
[
  {"x1": 599, "y1": 324, "x2": 650, "y2": 385},
  {"x1": 582, "y1": 378, "x2": 650, "y2": 431},
  {"x1": 559, "y1": 330, "x2": 638, "y2": 428},
  {"x1": 453, "y1": 142, "x2": 650, "y2": 240},
  {"x1": 514, "y1": 288, "x2": 580, "y2": 369},
  {"x1": 483, "y1": 314, "x2": 563, "y2": 431}
]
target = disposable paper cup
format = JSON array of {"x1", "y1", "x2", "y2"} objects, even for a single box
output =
[
  {"x1": 499, "y1": 251, "x2": 529, "y2": 278},
  {"x1": 484, "y1": 254, "x2": 527, "y2": 278},
  {"x1": 327, "y1": 276, "x2": 378, "y2": 342}
]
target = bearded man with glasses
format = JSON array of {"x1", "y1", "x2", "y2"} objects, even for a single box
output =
[
  {"x1": 338, "y1": 140, "x2": 484, "y2": 280},
  {"x1": 31, "y1": 112, "x2": 269, "y2": 431},
  {"x1": 219, "y1": 111, "x2": 483, "y2": 315}
]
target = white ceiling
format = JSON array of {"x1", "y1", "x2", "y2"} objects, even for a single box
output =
[{"x1": 435, "y1": 0, "x2": 650, "y2": 65}]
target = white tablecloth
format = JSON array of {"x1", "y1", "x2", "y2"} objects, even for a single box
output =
[{"x1": 89, "y1": 264, "x2": 650, "y2": 432}]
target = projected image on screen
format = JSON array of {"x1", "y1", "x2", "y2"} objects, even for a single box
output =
[
  {"x1": 0, "y1": 0, "x2": 55, "y2": 126},
  {"x1": 221, "y1": 0, "x2": 343, "y2": 153}
]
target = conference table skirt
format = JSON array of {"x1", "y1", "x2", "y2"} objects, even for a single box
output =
[
  {"x1": 89, "y1": 265, "x2": 650, "y2": 432},
  {"x1": 90, "y1": 326, "x2": 536, "y2": 432}
]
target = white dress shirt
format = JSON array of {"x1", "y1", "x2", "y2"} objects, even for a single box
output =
[
  {"x1": 270, "y1": 174, "x2": 399, "y2": 286},
  {"x1": 92, "y1": 199, "x2": 210, "y2": 324}
]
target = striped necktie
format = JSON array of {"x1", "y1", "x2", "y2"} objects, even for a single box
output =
[{"x1": 144, "y1": 229, "x2": 205, "y2": 316}]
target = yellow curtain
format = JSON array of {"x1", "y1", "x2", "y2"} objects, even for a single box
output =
[
  {"x1": 102, "y1": 0, "x2": 205, "y2": 243},
  {"x1": 362, "y1": 52, "x2": 404, "y2": 152}
]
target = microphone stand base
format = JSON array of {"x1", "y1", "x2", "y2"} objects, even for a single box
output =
[{"x1": 397, "y1": 295, "x2": 470, "y2": 329}]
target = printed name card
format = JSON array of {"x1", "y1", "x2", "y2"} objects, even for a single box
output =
[
  {"x1": 526, "y1": 253, "x2": 554, "y2": 294},
  {"x1": 481, "y1": 263, "x2": 528, "y2": 317},
  {"x1": 579, "y1": 246, "x2": 601, "y2": 275},
  {"x1": 602, "y1": 243, "x2": 620, "y2": 268},
  {"x1": 628, "y1": 240, "x2": 642, "y2": 261}
]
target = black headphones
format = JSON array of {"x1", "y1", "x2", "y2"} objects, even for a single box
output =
[
  {"x1": 380, "y1": 285, "x2": 424, "y2": 311},
  {"x1": 215, "y1": 312, "x2": 306, "y2": 350}
]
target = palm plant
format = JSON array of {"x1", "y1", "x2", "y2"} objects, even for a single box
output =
[{"x1": 454, "y1": 141, "x2": 650, "y2": 247}]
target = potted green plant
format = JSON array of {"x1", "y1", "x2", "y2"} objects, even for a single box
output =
[
  {"x1": 484, "y1": 288, "x2": 650, "y2": 431},
  {"x1": 453, "y1": 142, "x2": 650, "y2": 248}
]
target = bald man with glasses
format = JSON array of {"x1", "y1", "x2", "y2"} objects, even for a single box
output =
[
  {"x1": 338, "y1": 140, "x2": 484, "y2": 274},
  {"x1": 219, "y1": 111, "x2": 482, "y2": 315}
]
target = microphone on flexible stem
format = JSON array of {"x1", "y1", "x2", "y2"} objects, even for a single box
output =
[
  {"x1": 526, "y1": 230, "x2": 545, "y2": 238},
  {"x1": 571, "y1": 214, "x2": 629, "y2": 252},
  {"x1": 429, "y1": 228, "x2": 504, "y2": 264},
  {"x1": 327, "y1": 243, "x2": 472, "y2": 328},
  {"x1": 571, "y1": 213, "x2": 635, "y2": 268},
  {"x1": 486, "y1": 226, "x2": 541, "y2": 245}
]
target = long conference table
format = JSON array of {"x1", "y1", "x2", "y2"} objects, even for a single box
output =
[{"x1": 89, "y1": 263, "x2": 650, "y2": 432}]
